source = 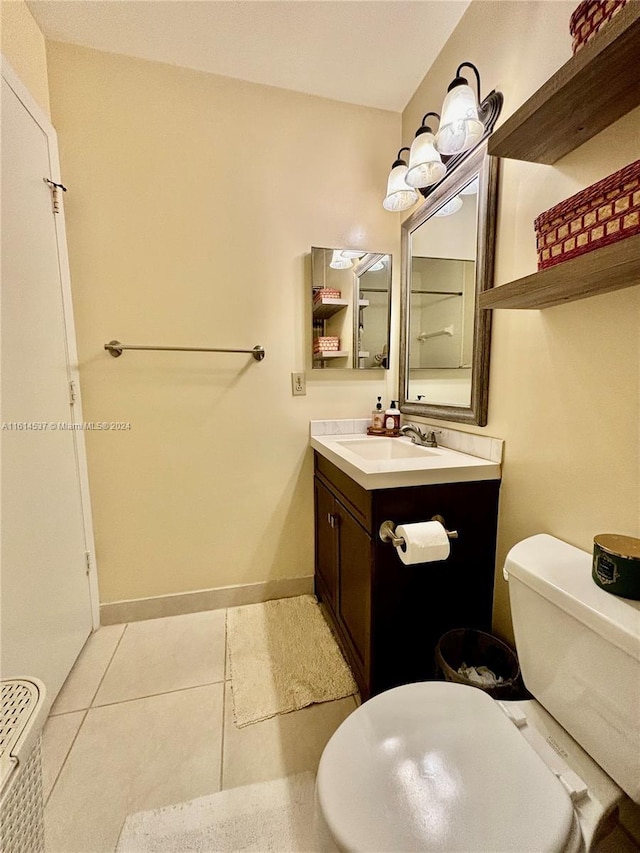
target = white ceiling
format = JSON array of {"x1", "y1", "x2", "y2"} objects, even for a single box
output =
[{"x1": 28, "y1": 1, "x2": 470, "y2": 112}]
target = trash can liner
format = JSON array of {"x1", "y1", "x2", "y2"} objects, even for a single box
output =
[{"x1": 435, "y1": 628, "x2": 520, "y2": 699}]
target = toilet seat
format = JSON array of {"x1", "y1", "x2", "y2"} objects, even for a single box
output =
[{"x1": 317, "y1": 681, "x2": 582, "y2": 853}]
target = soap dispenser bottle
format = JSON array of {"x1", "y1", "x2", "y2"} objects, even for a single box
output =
[
  {"x1": 371, "y1": 396, "x2": 385, "y2": 431},
  {"x1": 385, "y1": 400, "x2": 401, "y2": 434}
]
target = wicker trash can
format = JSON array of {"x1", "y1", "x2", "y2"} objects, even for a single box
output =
[{"x1": 0, "y1": 679, "x2": 48, "y2": 853}]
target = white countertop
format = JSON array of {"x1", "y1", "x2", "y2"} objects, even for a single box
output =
[{"x1": 311, "y1": 433, "x2": 501, "y2": 490}]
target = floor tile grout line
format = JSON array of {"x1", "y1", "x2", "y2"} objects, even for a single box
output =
[
  {"x1": 44, "y1": 708, "x2": 88, "y2": 809},
  {"x1": 88, "y1": 679, "x2": 225, "y2": 710},
  {"x1": 47, "y1": 622, "x2": 129, "y2": 717},
  {"x1": 220, "y1": 609, "x2": 228, "y2": 791},
  {"x1": 88, "y1": 622, "x2": 129, "y2": 709},
  {"x1": 45, "y1": 624, "x2": 129, "y2": 804}
]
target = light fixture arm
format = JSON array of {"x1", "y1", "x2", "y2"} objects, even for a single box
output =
[
  {"x1": 418, "y1": 112, "x2": 441, "y2": 133},
  {"x1": 393, "y1": 146, "x2": 411, "y2": 166},
  {"x1": 455, "y1": 61, "x2": 482, "y2": 101}
]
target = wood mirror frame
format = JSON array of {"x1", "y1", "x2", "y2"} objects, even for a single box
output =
[{"x1": 399, "y1": 142, "x2": 499, "y2": 426}]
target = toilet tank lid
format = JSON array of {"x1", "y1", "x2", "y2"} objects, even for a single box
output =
[{"x1": 504, "y1": 534, "x2": 640, "y2": 663}]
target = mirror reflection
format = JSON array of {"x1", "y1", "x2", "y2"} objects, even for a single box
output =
[
  {"x1": 311, "y1": 247, "x2": 391, "y2": 370},
  {"x1": 409, "y1": 178, "x2": 478, "y2": 405},
  {"x1": 355, "y1": 254, "x2": 390, "y2": 369}
]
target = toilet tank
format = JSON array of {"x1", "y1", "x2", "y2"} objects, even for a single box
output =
[{"x1": 505, "y1": 534, "x2": 640, "y2": 804}]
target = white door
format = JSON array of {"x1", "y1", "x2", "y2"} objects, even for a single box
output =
[{"x1": 1, "y1": 68, "x2": 95, "y2": 707}]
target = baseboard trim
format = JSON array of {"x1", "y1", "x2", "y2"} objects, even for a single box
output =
[{"x1": 100, "y1": 576, "x2": 315, "y2": 625}]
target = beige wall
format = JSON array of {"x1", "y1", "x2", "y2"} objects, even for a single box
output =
[
  {"x1": 46, "y1": 42, "x2": 400, "y2": 604},
  {"x1": 403, "y1": 0, "x2": 640, "y2": 641},
  {"x1": 1, "y1": 0, "x2": 49, "y2": 114}
]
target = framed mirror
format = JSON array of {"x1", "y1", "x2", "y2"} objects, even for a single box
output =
[
  {"x1": 311, "y1": 247, "x2": 391, "y2": 370},
  {"x1": 399, "y1": 142, "x2": 498, "y2": 424}
]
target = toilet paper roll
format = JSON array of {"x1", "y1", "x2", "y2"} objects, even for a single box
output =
[{"x1": 395, "y1": 521, "x2": 450, "y2": 565}]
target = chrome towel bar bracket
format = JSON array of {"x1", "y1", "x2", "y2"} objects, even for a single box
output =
[
  {"x1": 105, "y1": 341, "x2": 266, "y2": 361},
  {"x1": 379, "y1": 515, "x2": 459, "y2": 547}
]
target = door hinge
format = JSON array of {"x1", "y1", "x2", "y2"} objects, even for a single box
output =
[
  {"x1": 69, "y1": 380, "x2": 77, "y2": 406},
  {"x1": 85, "y1": 551, "x2": 92, "y2": 576},
  {"x1": 44, "y1": 178, "x2": 67, "y2": 214}
]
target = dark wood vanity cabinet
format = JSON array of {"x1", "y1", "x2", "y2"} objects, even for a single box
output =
[
  {"x1": 314, "y1": 452, "x2": 501, "y2": 700},
  {"x1": 315, "y1": 476, "x2": 372, "y2": 679}
]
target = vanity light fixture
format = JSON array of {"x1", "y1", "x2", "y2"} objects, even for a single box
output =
[
  {"x1": 340, "y1": 250, "x2": 366, "y2": 259},
  {"x1": 435, "y1": 62, "x2": 485, "y2": 156},
  {"x1": 382, "y1": 63, "x2": 502, "y2": 213},
  {"x1": 329, "y1": 250, "x2": 353, "y2": 269},
  {"x1": 383, "y1": 148, "x2": 420, "y2": 212},
  {"x1": 405, "y1": 113, "x2": 446, "y2": 189},
  {"x1": 434, "y1": 196, "x2": 463, "y2": 217},
  {"x1": 369, "y1": 260, "x2": 385, "y2": 271}
]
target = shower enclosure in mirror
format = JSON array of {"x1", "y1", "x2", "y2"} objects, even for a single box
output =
[
  {"x1": 399, "y1": 143, "x2": 498, "y2": 425},
  {"x1": 311, "y1": 247, "x2": 391, "y2": 370}
]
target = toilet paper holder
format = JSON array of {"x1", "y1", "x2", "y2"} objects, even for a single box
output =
[{"x1": 379, "y1": 516, "x2": 459, "y2": 547}]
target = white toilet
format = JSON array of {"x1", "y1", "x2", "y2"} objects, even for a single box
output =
[{"x1": 316, "y1": 534, "x2": 640, "y2": 852}]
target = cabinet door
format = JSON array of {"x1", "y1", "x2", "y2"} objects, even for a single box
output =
[
  {"x1": 314, "y1": 478, "x2": 338, "y2": 611},
  {"x1": 337, "y1": 504, "x2": 371, "y2": 675}
]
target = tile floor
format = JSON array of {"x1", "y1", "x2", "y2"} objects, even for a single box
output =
[
  {"x1": 42, "y1": 609, "x2": 357, "y2": 853},
  {"x1": 41, "y1": 607, "x2": 640, "y2": 853}
]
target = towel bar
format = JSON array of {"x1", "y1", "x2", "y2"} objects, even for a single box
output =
[{"x1": 105, "y1": 341, "x2": 265, "y2": 361}]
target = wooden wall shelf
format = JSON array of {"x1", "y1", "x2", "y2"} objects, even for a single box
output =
[
  {"x1": 313, "y1": 350, "x2": 348, "y2": 360},
  {"x1": 488, "y1": 4, "x2": 640, "y2": 164},
  {"x1": 312, "y1": 297, "x2": 349, "y2": 320},
  {"x1": 480, "y1": 234, "x2": 640, "y2": 309}
]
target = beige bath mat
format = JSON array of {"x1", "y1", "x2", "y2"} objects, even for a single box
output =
[
  {"x1": 227, "y1": 594, "x2": 357, "y2": 727},
  {"x1": 117, "y1": 772, "x2": 337, "y2": 852}
]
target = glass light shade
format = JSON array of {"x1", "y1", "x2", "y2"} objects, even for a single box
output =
[
  {"x1": 434, "y1": 195, "x2": 463, "y2": 217},
  {"x1": 383, "y1": 163, "x2": 419, "y2": 212},
  {"x1": 435, "y1": 83, "x2": 484, "y2": 155},
  {"x1": 405, "y1": 131, "x2": 446, "y2": 189},
  {"x1": 329, "y1": 250, "x2": 352, "y2": 269},
  {"x1": 460, "y1": 176, "x2": 479, "y2": 195},
  {"x1": 369, "y1": 260, "x2": 385, "y2": 271},
  {"x1": 340, "y1": 250, "x2": 366, "y2": 259}
]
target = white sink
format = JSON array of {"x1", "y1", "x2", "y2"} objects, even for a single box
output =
[
  {"x1": 311, "y1": 433, "x2": 501, "y2": 490},
  {"x1": 334, "y1": 437, "x2": 438, "y2": 460}
]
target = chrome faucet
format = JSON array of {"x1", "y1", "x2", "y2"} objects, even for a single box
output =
[{"x1": 399, "y1": 423, "x2": 440, "y2": 447}]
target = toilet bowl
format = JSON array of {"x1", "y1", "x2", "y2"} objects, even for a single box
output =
[{"x1": 316, "y1": 535, "x2": 639, "y2": 852}]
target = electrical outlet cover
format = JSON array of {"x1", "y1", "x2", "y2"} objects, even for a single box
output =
[{"x1": 291, "y1": 372, "x2": 306, "y2": 396}]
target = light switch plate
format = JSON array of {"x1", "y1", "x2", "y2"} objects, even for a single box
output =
[{"x1": 291, "y1": 371, "x2": 306, "y2": 396}]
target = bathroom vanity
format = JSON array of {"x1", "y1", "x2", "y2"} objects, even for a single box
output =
[{"x1": 311, "y1": 430, "x2": 501, "y2": 699}]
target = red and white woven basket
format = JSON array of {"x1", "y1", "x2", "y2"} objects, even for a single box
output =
[
  {"x1": 569, "y1": 0, "x2": 628, "y2": 53},
  {"x1": 313, "y1": 336, "x2": 340, "y2": 353},
  {"x1": 313, "y1": 289, "x2": 341, "y2": 302},
  {"x1": 534, "y1": 160, "x2": 640, "y2": 271}
]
